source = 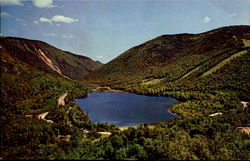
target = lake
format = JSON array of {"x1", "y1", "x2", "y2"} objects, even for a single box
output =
[{"x1": 75, "y1": 92, "x2": 178, "y2": 126}]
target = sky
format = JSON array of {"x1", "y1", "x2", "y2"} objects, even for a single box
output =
[{"x1": 1, "y1": 0, "x2": 250, "y2": 63}]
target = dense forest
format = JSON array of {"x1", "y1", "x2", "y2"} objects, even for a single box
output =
[{"x1": 1, "y1": 26, "x2": 250, "y2": 160}]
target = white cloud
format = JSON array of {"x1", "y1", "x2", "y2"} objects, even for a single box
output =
[
  {"x1": 44, "y1": 33, "x2": 74, "y2": 39},
  {"x1": 44, "y1": 33, "x2": 56, "y2": 37},
  {"x1": 61, "y1": 34, "x2": 74, "y2": 39},
  {"x1": 0, "y1": 0, "x2": 24, "y2": 6},
  {"x1": 32, "y1": 0, "x2": 54, "y2": 8},
  {"x1": 33, "y1": 20, "x2": 39, "y2": 25},
  {"x1": 38, "y1": 15, "x2": 78, "y2": 24},
  {"x1": 203, "y1": 16, "x2": 211, "y2": 24},
  {"x1": 16, "y1": 18, "x2": 22, "y2": 22},
  {"x1": 0, "y1": 11, "x2": 10, "y2": 17},
  {"x1": 0, "y1": 0, "x2": 56, "y2": 8},
  {"x1": 51, "y1": 15, "x2": 78, "y2": 24},
  {"x1": 39, "y1": 17, "x2": 52, "y2": 23},
  {"x1": 56, "y1": 24, "x2": 61, "y2": 27},
  {"x1": 96, "y1": 56, "x2": 104, "y2": 59}
]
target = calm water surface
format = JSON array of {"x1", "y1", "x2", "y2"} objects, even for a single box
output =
[{"x1": 76, "y1": 92, "x2": 178, "y2": 126}]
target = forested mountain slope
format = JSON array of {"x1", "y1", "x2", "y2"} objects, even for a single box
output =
[
  {"x1": 1, "y1": 26, "x2": 250, "y2": 160},
  {"x1": 82, "y1": 26, "x2": 250, "y2": 160},
  {"x1": 1, "y1": 37, "x2": 102, "y2": 80},
  {"x1": 0, "y1": 36, "x2": 112, "y2": 159},
  {"x1": 86, "y1": 25, "x2": 250, "y2": 100}
]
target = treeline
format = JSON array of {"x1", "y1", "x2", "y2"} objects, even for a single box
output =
[
  {"x1": 6, "y1": 109, "x2": 246, "y2": 160},
  {"x1": 88, "y1": 111, "x2": 250, "y2": 160}
]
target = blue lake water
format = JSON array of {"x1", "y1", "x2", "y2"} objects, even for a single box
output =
[{"x1": 75, "y1": 92, "x2": 178, "y2": 126}]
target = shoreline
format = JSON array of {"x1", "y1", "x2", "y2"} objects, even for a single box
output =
[
  {"x1": 92, "y1": 86, "x2": 125, "y2": 93},
  {"x1": 118, "y1": 125, "x2": 138, "y2": 131},
  {"x1": 118, "y1": 124, "x2": 155, "y2": 131},
  {"x1": 77, "y1": 87, "x2": 180, "y2": 131},
  {"x1": 167, "y1": 106, "x2": 180, "y2": 118}
]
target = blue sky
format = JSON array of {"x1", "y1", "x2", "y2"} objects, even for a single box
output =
[{"x1": 1, "y1": 0, "x2": 250, "y2": 63}]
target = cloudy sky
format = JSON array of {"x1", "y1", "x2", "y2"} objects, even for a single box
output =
[{"x1": 1, "y1": 0, "x2": 250, "y2": 63}]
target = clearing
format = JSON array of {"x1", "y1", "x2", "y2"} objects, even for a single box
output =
[
  {"x1": 141, "y1": 78, "x2": 164, "y2": 85},
  {"x1": 118, "y1": 125, "x2": 155, "y2": 131},
  {"x1": 202, "y1": 50, "x2": 248, "y2": 77},
  {"x1": 93, "y1": 86, "x2": 124, "y2": 93},
  {"x1": 179, "y1": 65, "x2": 202, "y2": 80},
  {"x1": 236, "y1": 127, "x2": 250, "y2": 135},
  {"x1": 243, "y1": 39, "x2": 250, "y2": 47}
]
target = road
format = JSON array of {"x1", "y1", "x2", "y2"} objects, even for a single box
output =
[{"x1": 57, "y1": 93, "x2": 67, "y2": 106}]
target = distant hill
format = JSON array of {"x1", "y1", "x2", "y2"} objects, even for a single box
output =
[
  {"x1": 1, "y1": 37, "x2": 102, "y2": 80},
  {"x1": 85, "y1": 25, "x2": 250, "y2": 100}
]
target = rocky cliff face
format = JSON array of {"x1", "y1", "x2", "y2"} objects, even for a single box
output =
[{"x1": 0, "y1": 37, "x2": 102, "y2": 80}]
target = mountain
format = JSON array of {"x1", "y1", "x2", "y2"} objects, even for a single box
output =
[
  {"x1": 0, "y1": 36, "x2": 98, "y2": 116},
  {"x1": 86, "y1": 25, "x2": 250, "y2": 100},
  {"x1": 0, "y1": 36, "x2": 102, "y2": 158},
  {"x1": 1, "y1": 37, "x2": 102, "y2": 80},
  {"x1": 1, "y1": 26, "x2": 250, "y2": 160}
]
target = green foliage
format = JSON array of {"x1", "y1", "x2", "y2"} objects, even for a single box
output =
[
  {"x1": 86, "y1": 26, "x2": 249, "y2": 85},
  {"x1": 0, "y1": 56, "x2": 96, "y2": 159},
  {"x1": 1, "y1": 26, "x2": 250, "y2": 160},
  {"x1": 80, "y1": 26, "x2": 250, "y2": 160},
  {"x1": 1, "y1": 59, "x2": 94, "y2": 115}
]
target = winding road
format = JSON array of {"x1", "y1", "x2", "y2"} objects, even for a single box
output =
[
  {"x1": 25, "y1": 92, "x2": 68, "y2": 123},
  {"x1": 57, "y1": 93, "x2": 68, "y2": 106}
]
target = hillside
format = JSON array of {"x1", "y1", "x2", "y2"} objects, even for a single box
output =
[
  {"x1": 0, "y1": 36, "x2": 120, "y2": 159},
  {"x1": 86, "y1": 26, "x2": 249, "y2": 82},
  {"x1": 1, "y1": 26, "x2": 250, "y2": 160},
  {"x1": 1, "y1": 37, "x2": 102, "y2": 80},
  {"x1": 86, "y1": 25, "x2": 250, "y2": 100},
  {"x1": 81, "y1": 26, "x2": 250, "y2": 160}
]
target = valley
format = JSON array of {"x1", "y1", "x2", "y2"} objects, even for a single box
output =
[{"x1": 1, "y1": 25, "x2": 250, "y2": 160}]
